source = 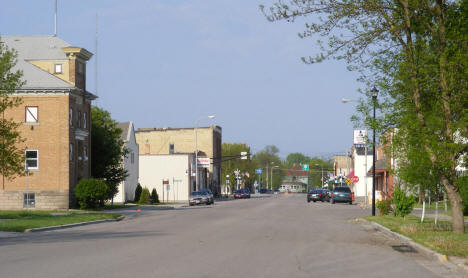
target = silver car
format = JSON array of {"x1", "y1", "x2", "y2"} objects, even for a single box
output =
[{"x1": 189, "y1": 191, "x2": 212, "y2": 206}]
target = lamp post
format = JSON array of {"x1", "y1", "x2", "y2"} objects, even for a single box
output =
[
  {"x1": 371, "y1": 87, "x2": 379, "y2": 216},
  {"x1": 315, "y1": 164, "x2": 324, "y2": 188},
  {"x1": 194, "y1": 115, "x2": 215, "y2": 191},
  {"x1": 270, "y1": 165, "x2": 279, "y2": 191}
]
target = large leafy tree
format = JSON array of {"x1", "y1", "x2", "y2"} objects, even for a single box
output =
[
  {"x1": 261, "y1": 0, "x2": 468, "y2": 233},
  {"x1": 91, "y1": 106, "x2": 128, "y2": 205},
  {"x1": 0, "y1": 38, "x2": 25, "y2": 189},
  {"x1": 252, "y1": 145, "x2": 284, "y2": 189},
  {"x1": 221, "y1": 143, "x2": 257, "y2": 193}
]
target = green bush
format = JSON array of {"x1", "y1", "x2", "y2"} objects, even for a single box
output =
[
  {"x1": 150, "y1": 188, "x2": 159, "y2": 204},
  {"x1": 74, "y1": 178, "x2": 109, "y2": 209},
  {"x1": 393, "y1": 186, "x2": 416, "y2": 217},
  {"x1": 376, "y1": 199, "x2": 392, "y2": 215},
  {"x1": 458, "y1": 177, "x2": 468, "y2": 216},
  {"x1": 138, "y1": 187, "x2": 151, "y2": 205},
  {"x1": 134, "y1": 183, "x2": 142, "y2": 203}
]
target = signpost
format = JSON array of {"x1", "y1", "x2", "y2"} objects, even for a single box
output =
[
  {"x1": 352, "y1": 176, "x2": 359, "y2": 183},
  {"x1": 346, "y1": 178, "x2": 352, "y2": 185},
  {"x1": 302, "y1": 164, "x2": 309, "y2": 171}
]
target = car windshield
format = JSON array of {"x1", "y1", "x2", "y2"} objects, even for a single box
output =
[
  {"x1": 191, "y1": 192, "x2": 202, "y2": 196},
  {"x1": 334, "y1": 187, "x2": 351, "y2": 193}
]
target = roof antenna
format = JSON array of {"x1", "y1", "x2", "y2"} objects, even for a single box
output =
[
  {"x1": 54, "y1": 0, "x2": 57, "y2": 36},
  {"x1": 95, "y1": 12, "x2": 99, "y2": 102}
]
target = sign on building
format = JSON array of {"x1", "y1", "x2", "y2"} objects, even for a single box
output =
[
  {"x1": 354, "y1": 130, "x2": 368, "y2": 145},
  {"x1": 197, "y1": 157, "x2": 211, "y2": 168}
]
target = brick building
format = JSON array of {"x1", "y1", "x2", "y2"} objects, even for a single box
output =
[{"x1": 0, "y1": 36, "x2": 96, "y2": 209}]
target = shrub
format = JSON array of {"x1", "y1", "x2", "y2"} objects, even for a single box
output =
[
  {"x1": 74, "y1": 178, "x2": 109, "y2": 209},
  {"x1": 458, "y1": 177, "x2": 468, "y2": 216},
  {"x1": 376, "y1": 199, "x2": 392, "y2": 215},
  {"x1": 393, "y1": 186, "x2": 416, "y2": 217},
  {"x1": 150, "y1": 188, "x2": 159, "y2": 204},
  {"x1": 134, "y1": 183, "x2": 142, "y2": 203},
  {"x1": 138, "y1": 187, "x2": 151, "y2": 205}
]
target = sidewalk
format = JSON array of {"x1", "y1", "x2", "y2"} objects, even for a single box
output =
[{"x1": 411, "y1": 208, "x2": 468, "y2": 224}]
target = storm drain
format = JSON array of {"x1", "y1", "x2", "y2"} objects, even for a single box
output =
[{"x1": 392, "y1": 245, "x2": 418, "y2": 253}]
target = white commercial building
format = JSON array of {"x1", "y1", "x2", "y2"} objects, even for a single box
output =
[
  {"x1": 115, "y1": 122, "x2": 139, "y2": 203},
  {"x1": 352, "y1": 146, "x2": 373, "y2": 198},
  {"x1": 139, "y1": 154, "x2": 196, "y2": 202}
]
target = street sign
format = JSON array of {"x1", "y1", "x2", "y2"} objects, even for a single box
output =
[
  {"x1": 354, "y1": 130, "x2": 368, "y2": 145},
  {"x1": 346, "y1": 178, "x2": 352, "y2": 185},
  {"x1": 352, "y1": 176, "x2": 359, "y2": 183},
  {"x1": 302, "y1": 164, "x2": 309, "y2": 171},
  {"x1": 240, "y1": 152, "x2": 248, "y2": 160},
  {"x1": 197, "y1": 157, "x2": 210, "y2": 168},
  {"x1": 255, "y1": 168, "x2": 263, "y2": 174}
]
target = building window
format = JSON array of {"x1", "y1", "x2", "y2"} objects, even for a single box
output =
[
  {"x1": 83, "y1": 146, "x2": 88, "y2": 162},
  {"x1": 25, "y1": 150, "x2": 38, "y2": 170},
  {"x1": 70, "y1": 143, "x2": 73, "y2": 161},
  {"x1": 77, "y1": 111, "x2": 82, "y2": 128},
  {"x1": 83, "y1": 112, "x2": 87, "y2": 129},
  {"x1": 23, "y1": 193, "x2": 35, "y2": 208},
  {"x1": 25, "y1": 106, "x2": 38, "y2": 123},
  {"x1": 169, "y1": 144, "x2": 174, "y2": 154},
  {"x1": 54, "y1": 64, "x2": 63, "y2": 74},
  {"x1": 69, "y1": 108, "x2": 73, "y2": 126},
  {"x1": 77, "y1": 62, "x2": 84, "y2": 74}
]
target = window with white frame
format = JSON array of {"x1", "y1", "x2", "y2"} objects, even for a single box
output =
[
  {"x1": 25, "y1": 150, "x2": 38, "y2": 170},
  {"x1": 23, "y1": 193, "x2": 35, "y2": 208},
  {"x1": 25, "y1": 106, "x2": 38, "y2": 123},
  {"x1": 69, "y1": 108, "x2": 73, "y2": 126},
  {"x1": 83, "y1": 112, "x2": 87, "y2": 129},
  {"x1": 54, "y1": 64, "x2": 63, "y2": 74},
  {"x1": 70, "y1": 143, "x2": 73, "y2": 161},
  {"x1": 83, "y1": 146, "x2": 88, "y2": 162}
]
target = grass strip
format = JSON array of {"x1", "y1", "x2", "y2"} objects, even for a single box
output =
[
  {"x1": 0, "y1": 211, "x2": 121, "y2": 232},
  {"x1": 365, "y1": 215, "x2": 468, "y2": 258}
]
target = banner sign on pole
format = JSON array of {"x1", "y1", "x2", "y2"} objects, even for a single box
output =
[
  {"x1": 353, "y1": 130, "x2": 367, "y2": 145},
  {"x1": 197, "y1": 157, "x2": 210, "y2": 168},
  {"x1": 255, "y1": 168, "x2": 263, "y2": 174}
]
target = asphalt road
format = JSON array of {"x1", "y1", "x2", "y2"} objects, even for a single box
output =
[{"x1": 0, "y1": 194, "x2": 464, "y2": 278}]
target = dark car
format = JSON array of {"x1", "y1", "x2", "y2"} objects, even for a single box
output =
[
  {"x1": 200, "y1": 189, "x2": 214, "y2": 204},
  {"x1": 259, "y1": 188, "x2": 272, "y2": 194},
  {"x1": 307, "y1": 189, "x2": 330, "y2": 203},
  {"x1": 331, "y1": 186, "x2": 353, "y2": 204},
  {"x1": 234, "y1": 189, "x2": 251, "y2": 199},
  {"x1": 189, "y1": 191, "x2": 212, "y2": 206}
]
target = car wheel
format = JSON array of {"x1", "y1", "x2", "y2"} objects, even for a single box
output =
[
  {"x1": 321, "y1": 200, "x2": 324, "y2": 202},
  {"x1": 331, "y1": 199, "x2": 335, "y2": 204},
  {"x1": 307, "y1": 199, "x2": 311, "y2": 203},
  {"x1": 349, "y1": 201, "x2": 353, "y2": 205},
  {"x1": 313, "y1": 200, "x2": 316, "y2": 203}
]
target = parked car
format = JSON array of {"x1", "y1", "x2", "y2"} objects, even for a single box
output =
[
  {"x1": 259, "y1": 188, "x2": 272, "y2": 194},
  {"x1": 274, "y1": 189, "x2": 280, "y2": 194},
  {"x1": 330, "y1": 186, "x2": 353, "y2": 204},
  {"x1": 307, "y1": 189, "x2": 330, "y2": 203},
  {"x1": 200, "y1": 189, "x2": 214, "y2": 204},
  {"x1": 234, "y1": 189, "x2": 251, "y2": 199},
  {"x1": 189, "y1": 191, "x2": 212, "y2": 206}
]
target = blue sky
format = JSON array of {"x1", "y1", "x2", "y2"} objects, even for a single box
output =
[{"x1": 1, "y1": 0, "x2": 363, "y2": 158}]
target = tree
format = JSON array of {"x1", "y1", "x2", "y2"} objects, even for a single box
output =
[
  {"x1": 261, "y1": 0, "x2": 468, "y2": 233},
  {"x1": 0, "y1": 37, "x2": 25, "y2": 189},
  {"x1": 91, "y1": 106, "x2": 128, "y2": 205},
  {"x1": 252, "y1": 145, "x2": 284, "y2": 190},
  {"x1": 74, "y1": 178, "x2": 109, "y2": 209},
  {"x1": 150, "y1": 188, "x2": 159, "y2": 204},
  {"x1": 221, "y1": 143, "x2": 257, "y2": 193},
  {"x1": 285, "y1": 153, "x2": 310, "y2": 166},
  {"x1": 134, "y1": 183, "x2": 142, "y2": 203}
]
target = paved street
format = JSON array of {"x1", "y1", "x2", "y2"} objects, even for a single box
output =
[{"x1": 0, "y1": 194, "x2": 464, "y2": 278}]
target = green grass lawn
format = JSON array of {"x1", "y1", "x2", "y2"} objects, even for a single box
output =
[
  {"x1": 413, "y1": 201, "x2": 450, "y2": 211},
  {"x1": 0, "y1": 210, "x2": 121, "y2": 232},
  {"x1": 365, "y1": 215, "x2": 468, "y2": 257}
]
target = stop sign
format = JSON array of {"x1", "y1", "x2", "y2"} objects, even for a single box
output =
[{"x1": 352, "y1": 176, "x2": 359, "y2": 183}]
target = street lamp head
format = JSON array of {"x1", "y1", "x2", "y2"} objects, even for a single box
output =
[
  {"x1": 341, "y1": 98, "x2": 352, "y2": 103},
  {"x1": 371, "y1": 87, "x2": 379, "y2": 98},
  {"x1": 208, "y1": 115, "x2": 216, "y2": 119}
]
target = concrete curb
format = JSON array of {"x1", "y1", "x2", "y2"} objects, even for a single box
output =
[
  {"x1": 360, "y1": 218, "x2": 468, "y2": 275},
  {"x1": 24, "y1": 215, "x2": 125, "y2": 233}
]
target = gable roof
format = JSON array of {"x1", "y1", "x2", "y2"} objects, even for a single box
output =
[
  {"x1": 117, "y1": 122, "x2": 132, "y2": 142},
  {"x1": 1, "y1": 36, "x2": 86, "y2": 90}
]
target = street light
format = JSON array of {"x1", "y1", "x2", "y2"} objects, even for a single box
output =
[
  {"x1": 371, "y1": 86, "x2": 379, "y2": 216},
  {"x1": 194, "y1": 115, "x2": 215, "y2": 191},
  {"x1": 315, "y1": 164, "x2": 324, "y2": 188},
  {"x1": 270, "y1": 165, "x2": 279, "y2": 191}
]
